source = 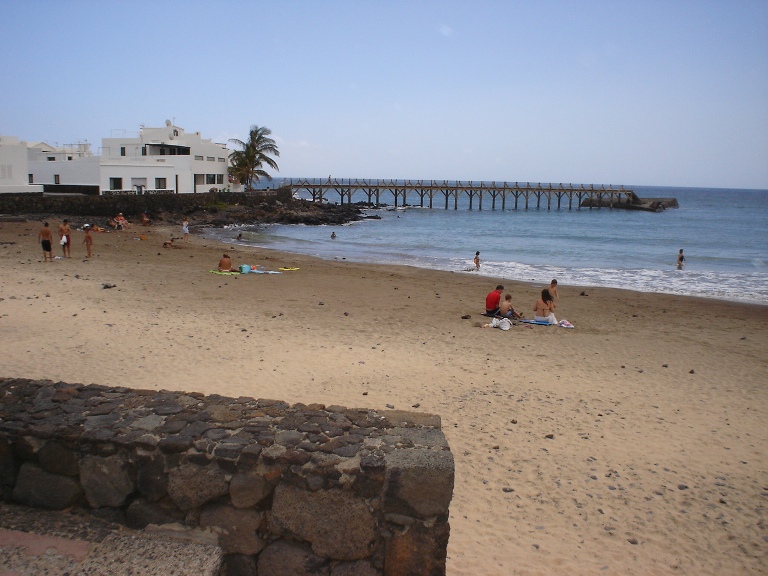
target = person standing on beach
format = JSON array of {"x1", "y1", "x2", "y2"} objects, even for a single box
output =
[
  {"x1": 485, "y1": 285, "x2": 504, "y2": 315},
  {"x1": 473, "y1": 251, "x2": 480, "y2": 270},
  {"x1": 38, "y1": 222, "x2": 53, "y2": 262},
  {"x1": 182, "y1": 216, "x2": 190, "y2": 242},
  {"x1": 83, "y1": 225, "x2": 93, "y2": 258},
  {"x1": 677, "y1": 248, "x2": 685, "y2": 269},
  {"x1": 58, "y1": 219, "x2": 71, "y2": 258},
  {"x1": 548, "y1": 279, "x2": 559, "y2": 300}
]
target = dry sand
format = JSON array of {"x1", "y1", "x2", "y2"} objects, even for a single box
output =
[{"x1": 1, "y1": 219, "x2": 766, "y2": 575}]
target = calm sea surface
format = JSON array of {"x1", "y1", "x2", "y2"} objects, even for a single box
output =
[{"x1": 205, "y1": 186, "x2": 768, "y2": 303}]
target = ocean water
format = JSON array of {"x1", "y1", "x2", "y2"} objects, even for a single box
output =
[{"x1": 205, "y1": 186, "x2": 768, "y2": 303}]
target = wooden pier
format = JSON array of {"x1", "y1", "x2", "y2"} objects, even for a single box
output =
[{"x1": 286, "y1": 178, "x2": 677, "y2": 211}]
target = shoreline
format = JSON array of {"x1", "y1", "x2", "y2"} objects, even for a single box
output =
[
  {"x1": 203, "y1": 225, "x2": 768, "y2": 307},
  {"x1": 1, "y1": 219, "x2": 767, "y2": 575}
]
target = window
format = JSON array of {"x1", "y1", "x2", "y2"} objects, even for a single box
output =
[
  {"x1": 206, "y1": 174, "x2": 216, "y2": 185},
  {"x1": 28, "y1": 174, "x2": 33, "y2": 184},
  {"x1": 67, "y1": 156, "x2": 73, "y2": 161},
  {"x1": 155, "y1": 178, "x2": 166, "y2": 189},
  {"x1": 160, "y1": 148, "x2": 166, "y2": 155},
  {"x1": 218, "y1": 157, "x2": 225, "y2": 162},
  {"x1": 207, "y1": 157, "x2": 215, "y2": 162},
  {"x1": 110, "y1": 177, "x2": 122, "y2": 190},
  {"x1": 141, "y1": 147, "x2": 147, "y2": 156},
  {"x1": 216, "y1": 174, "x2": 224, "y2": 184},
  {"x1": 54, "y1": 175, "x2": 60, "y2": 184},
  {"x1": 47, "y1": 157, "x2": 55, "y2": 161},
  {"x1": 120, "y1": 147, "x2": 126, "y2": 156}
]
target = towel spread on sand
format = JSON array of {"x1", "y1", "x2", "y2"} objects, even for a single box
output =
[
  {"x1": 521, "y1": 319, "x2": 554, "y2": 326},
  {"x1": 209, "y1": 269, "x2": 282, "y2": 275}
]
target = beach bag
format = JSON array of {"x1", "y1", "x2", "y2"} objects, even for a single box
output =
[
  {"x1": 60, "y1": 237, "x2": 67, "y2": 245},
  {"x1": 239, "y1": 264, "x2": 250, "y2": 274},
  {"x1": 499, "y1": 318, "x2": 511, "y2": 331}
]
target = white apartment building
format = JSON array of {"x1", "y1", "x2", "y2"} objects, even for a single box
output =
[
  {"x1": 0, "y1": 135, "x2": 43, "y2": 193},
  {"x1": 27, "y1": 141, "x2": 100, "y2": 192},
  {"x1": 3, "y1": 121, "x2": 232, "y2": 195},
  {"x1": 100, "y1": 121, "x2": 231, "y2": 195}
]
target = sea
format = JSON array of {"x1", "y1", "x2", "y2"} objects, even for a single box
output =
[{"x1": 204, "y1": 185, "x2": 768, "y2": 304}]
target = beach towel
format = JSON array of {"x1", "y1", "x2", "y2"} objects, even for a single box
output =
[
  {"x1": 520, "y1": 319, "x2": 553, "y2": 326},
  {"x1": 209, "y1": 270, "x2": 240, "y2": 275},
  {"x1": 278, "y1": 267, "x2": 300, "y2": 271}
]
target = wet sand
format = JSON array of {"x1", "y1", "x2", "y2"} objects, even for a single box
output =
[{"x1": 1, "y1": 219, "x2": 766, "y2": 575}]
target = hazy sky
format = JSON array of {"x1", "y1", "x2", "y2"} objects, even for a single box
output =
[{"x1": 2, "y1": 1, "x2": 767, "y2": 189}]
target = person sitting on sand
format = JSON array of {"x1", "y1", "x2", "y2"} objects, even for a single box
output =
[
  {"x1": 115, "y1": 213, "x2": 130, "y2": 230},
  {"x1": 499, "y1": 294, "x2": 524, "y2": 319},
  {"x1": 218, "y1": 254, "x2": 237, "y2": 272},
  {"x1": 533, "y1": 288, "x2": 558, "y2": 324},
  {"x1": 485, "y1": 285, "x2": 504, "y2": 315}
]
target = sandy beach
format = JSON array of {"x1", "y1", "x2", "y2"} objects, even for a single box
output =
[{"x1": 1, "y1": 219, "x2": 766, "y2": 575}]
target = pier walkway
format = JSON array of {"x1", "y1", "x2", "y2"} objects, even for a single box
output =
[{"x1": 286, "y1": 178, "x2": 655, "y2": 210}]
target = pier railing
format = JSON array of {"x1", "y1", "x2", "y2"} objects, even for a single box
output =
[{"x1": 286, "y1": 178, "x2": 638, "y2": 210}]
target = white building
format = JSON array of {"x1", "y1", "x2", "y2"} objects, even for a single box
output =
[
  {"x1": 100, "y1": 121, "x2": 231, "y2": 195},
  {"x1": 0, "y1": 135, "x2": 43, "y2": 193},
  {"x1": 4, "y1": 121, "x2": 232, "y2": 195},
  {"x1": 26, "y1": 141, "x2": 100, "y2": 193}
]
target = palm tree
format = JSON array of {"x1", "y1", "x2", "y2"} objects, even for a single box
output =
[{"x1": 228, "y1": 125, "x2": 280, "y2": 190}]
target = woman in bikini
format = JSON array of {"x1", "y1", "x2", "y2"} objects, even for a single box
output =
[{"x1": 532, "y1": 289, "x2": 557, "y2": 324}]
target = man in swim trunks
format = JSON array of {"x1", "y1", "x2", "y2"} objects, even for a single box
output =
[
  {"x1": 485, "y1": 284, "x2": 504, "y2": 315},
  {"x1": 38, "y1": 222, "x2": 53, "y2": 262},
  {"x1": 57, "y1": 219, "x2": 72, "y2": 258}
]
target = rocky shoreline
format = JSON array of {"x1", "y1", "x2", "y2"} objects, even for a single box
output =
[{"x1": 0, "y1": 190, "x2": 380, "y2": 230}]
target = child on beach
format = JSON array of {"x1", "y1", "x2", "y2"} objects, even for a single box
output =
[
  {"x1": 548, "y1": 279, "x2": 559, "y2": 300},
  {"x1": 83, "y1": 225, "x2": 93, "y2": 258},
  {"x1": 499, "y1": 294, "x2": 524, "y2": 319},
  {"x1": 182, "y1": 217, "x2": 190, "y2": 242}
]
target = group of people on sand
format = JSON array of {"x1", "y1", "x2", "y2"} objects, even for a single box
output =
[
  {"x1": 485, "y1": 279, "x2": 560, "y2": 324},
  {"x1": 37, "y1": 220, "x2": 93, "y2": 261}
]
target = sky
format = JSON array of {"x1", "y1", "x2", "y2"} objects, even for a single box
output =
[{"x1": 1, "y1": 0, "x2": 767, "y2": 189}]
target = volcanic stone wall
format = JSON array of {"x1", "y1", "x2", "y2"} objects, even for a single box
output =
[
  {"x1": 0, "y1": 189, "x2": 292, "y2": 220},
  {"x1": 0, "y1": 378, "x2": 454, "y2": 576}
]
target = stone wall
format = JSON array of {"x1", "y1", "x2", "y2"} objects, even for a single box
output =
[
  {"x1": 0, "y1": 189, "x2": 292, "y2": 220},
  {"x1": 0, "y1": 378, "x2": 454, "y2": 576}
]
